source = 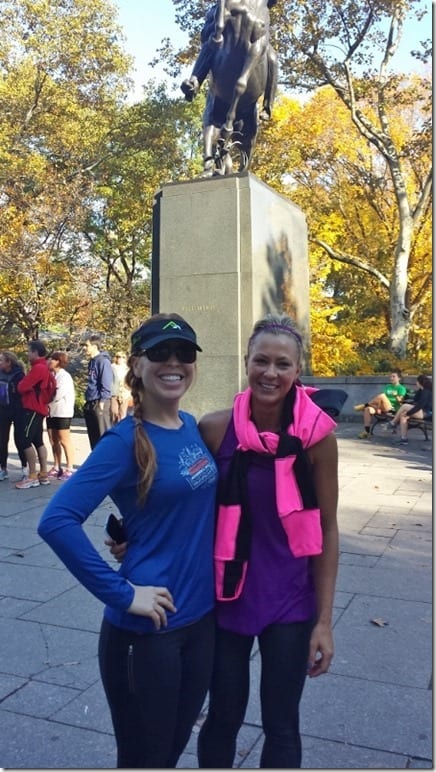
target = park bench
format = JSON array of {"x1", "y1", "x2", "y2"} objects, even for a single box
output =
[
  {"x1": 406, "y1": 416, "x2": 433, "y2": 440},
  {"x1": 370, "y1": 411, "x2": 432, "y2": 440}
]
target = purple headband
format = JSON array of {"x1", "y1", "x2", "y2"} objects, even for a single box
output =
[{"x1": 260, "y1": 323, "x2": 303, "y2": 345}]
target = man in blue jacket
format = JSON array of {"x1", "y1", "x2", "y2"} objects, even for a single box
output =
[{"x1": 83, "y1": 335, "x2": 113, "y2": 448}]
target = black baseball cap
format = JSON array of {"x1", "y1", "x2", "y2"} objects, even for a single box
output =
[{"x1": 131, "y1": 318, "x2": 202, "y2": 354}]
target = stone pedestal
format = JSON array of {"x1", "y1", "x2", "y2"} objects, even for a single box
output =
[{"x1": 152, "y1": 172, "x2": 310, "y2": 418}]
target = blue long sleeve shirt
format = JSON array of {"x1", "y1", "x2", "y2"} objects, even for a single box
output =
[
  {"x1": 84, "y1": 351, "x2": 113, "y2": 401},
  {"x1": 38, "y1": 413, "x2": 218, "y2": 633}
]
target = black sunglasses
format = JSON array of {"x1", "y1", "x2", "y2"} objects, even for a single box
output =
[{"x1": 141, "y1": 343, "x2": 197, "y2": 364}]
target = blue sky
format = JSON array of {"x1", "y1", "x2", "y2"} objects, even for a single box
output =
[
  {"x1": 113, "y1": 0, "x2": 188, "y2": 100},
  {"x1": 113, "y1": 0, "x2": 431, "y2": 102}
]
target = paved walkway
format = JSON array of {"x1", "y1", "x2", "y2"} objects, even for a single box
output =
[{"x1": 0, "y1": 420, "x2": 432, "y2": 769}]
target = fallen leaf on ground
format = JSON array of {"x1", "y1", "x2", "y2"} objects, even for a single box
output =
[{"x1": 370, "y1": 618, "x2": 389, "y2": 627}]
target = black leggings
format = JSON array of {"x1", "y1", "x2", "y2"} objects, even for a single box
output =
[
  {"x1": 99, "y1": 613, "x2": 215, "y2": 769},
  {"x1": 198, "y1": 620, "x2": 313, "y2": 769},
  {"x1": 0, "y1": 410, "x2": 27, "y2": 468}
]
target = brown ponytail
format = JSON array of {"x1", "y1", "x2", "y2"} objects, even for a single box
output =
[{"x1": 125, "y1": 363, "x2": 157, "y2": 506}]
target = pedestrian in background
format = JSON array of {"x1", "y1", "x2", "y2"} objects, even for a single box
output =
[
  {"x1": 83, "y1": 334, "x2": 112, "y2": 449},
  {"x1": 15, "y1": 341, "x2": 53, "y2": 489},
  {"x1": 110, "y1": 351, "x2": 131, "y2": 423},
  {"x1": 46, "y1": 351, "x2": 76, "y2": 480},
  {"x1": 0, "y1": 350, "x2": 28, "y2": 481}
]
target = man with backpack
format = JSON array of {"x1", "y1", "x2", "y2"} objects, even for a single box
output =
[
  {"x1": 15, "y1": 340, "x2": 55, "y2": 489},
  {"x1": 0, "y1": 350, "x2": 28, "y2": 481}
]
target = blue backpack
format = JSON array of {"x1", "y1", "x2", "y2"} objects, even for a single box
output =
[{"x1": 0, "y1": 373, "x2": 14, "y2": 406}]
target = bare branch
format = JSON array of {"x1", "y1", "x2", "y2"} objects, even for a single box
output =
[
  {"x1": 311, "y1": 238, "x2": 390, "y2": 289},
  {"x1": 412, "y1": 168, "x2": 433, "y2": 224}
]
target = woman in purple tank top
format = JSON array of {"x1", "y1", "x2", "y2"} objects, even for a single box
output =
[{"x1": 197, "y1": 313, "x2": 339, "y2": 769}]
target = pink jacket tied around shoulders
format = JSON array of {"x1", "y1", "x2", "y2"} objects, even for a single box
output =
[{"x1": 214, "y1": 386, "x2": 336, "y2": 601}]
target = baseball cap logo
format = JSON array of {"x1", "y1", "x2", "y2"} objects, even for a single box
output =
[{"x1": 162, "y1": 321, "x2": 182, "y2": 330}]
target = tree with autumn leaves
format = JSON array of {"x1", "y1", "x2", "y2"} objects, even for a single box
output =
[
  {"x1": 0, "y1": 0, "x2": 202, "y2": 354},
  {"x1": 252, "y1": 86, "x2": 431, "y2": 374},
  {"x1": 0, "y1": 0, "x2": 431, "y2": 375},
  {"x1": 0, "y1": 0, "x2": 131, "y2": 344},
  {"x1": 171, "y1": 0, "x2": 432, "y2": 370}
]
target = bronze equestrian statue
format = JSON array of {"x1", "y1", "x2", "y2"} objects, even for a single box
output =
[{"x1": 181, "y1": 0, "x2": 278, "y2": 176}]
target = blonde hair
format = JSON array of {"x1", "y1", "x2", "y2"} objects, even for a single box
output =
[
  {"x1": 126, "y1": 312, "x2": 192, "y2": 506},
  {"x1": 0, "y1": 350, "x2": 20, "y2": 368}
]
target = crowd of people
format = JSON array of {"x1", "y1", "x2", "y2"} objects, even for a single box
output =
[{"x1": 0, "y1": 339, "x2": 132, "y2": 488}]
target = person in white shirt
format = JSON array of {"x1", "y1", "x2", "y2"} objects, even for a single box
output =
[
  {"x1": 46, "y1": 351, "x2": 76, "y2": 480},
  {"x1": 111, "y1": 351, "x2": 131, "y2": 423}
]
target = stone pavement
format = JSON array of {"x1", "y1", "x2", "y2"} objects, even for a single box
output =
[{"x1": 0, "y1": 420, "x2": 432, "y2": 769}]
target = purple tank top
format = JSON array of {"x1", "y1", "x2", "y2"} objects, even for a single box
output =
[{"x1": 215, "y1": 417, "x2": 316, "y2": 635}]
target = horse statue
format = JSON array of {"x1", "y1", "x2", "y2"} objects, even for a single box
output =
[{"x1": 181, "y1": 0, "x2": 278, "y2": 177}]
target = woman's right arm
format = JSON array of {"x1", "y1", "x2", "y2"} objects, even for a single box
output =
[
  {"x1": 38, "y1": 432, "x2": 136, "y2": 610},
  {"x1": 38, "y1": 432, "x2": 176, "y2": 629}
]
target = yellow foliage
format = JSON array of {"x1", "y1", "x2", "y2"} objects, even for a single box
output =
[{"x1": 253, "y1": 86, "x2": 431, "y2": 373}]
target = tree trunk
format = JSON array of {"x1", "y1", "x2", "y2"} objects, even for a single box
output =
[
  {"x1": 389, "y1": 197, "x2": 413, "y2": 358},
  {"x1": 389, "y1": 172, "x2": 413, "y2": 358}
]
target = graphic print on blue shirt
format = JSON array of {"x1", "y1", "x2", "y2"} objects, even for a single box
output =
[{"x1": 179, "y1": 444, "x2": 217, "y2": 489}]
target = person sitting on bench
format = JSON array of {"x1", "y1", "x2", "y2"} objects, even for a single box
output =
[
  {"x1": 354, "y1": 369, "x2": 407, "y2": 439},
  {"x1": 387, "y1": 374, "x2": 432, "y2": 445}
]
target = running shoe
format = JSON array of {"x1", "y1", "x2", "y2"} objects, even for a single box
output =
[
  {"x1": 16, "y1": 476, "x2": 40, "y2": 489},
  {"x1": 47, "y1": 467, "x2": 61, "y2": 478},
  {"x1": 59, "y1": 469, "x2": 75, "y2": 480},
  {"x1": 0, "y1": 469, "x2": 8, "y2": 481}
]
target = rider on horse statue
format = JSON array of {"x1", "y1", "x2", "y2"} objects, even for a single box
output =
[{"x1": 181, "y1": 0, "x2": 278, "y2": 122}]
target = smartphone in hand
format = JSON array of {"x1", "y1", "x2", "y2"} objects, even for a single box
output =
[{"x1": 106, "y1": 513, "x2": 127, "y2": 544}]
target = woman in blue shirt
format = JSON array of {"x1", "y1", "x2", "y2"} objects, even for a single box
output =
[{"x1": 38, "y1": 314, "x2": 218, "y2": 769}]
